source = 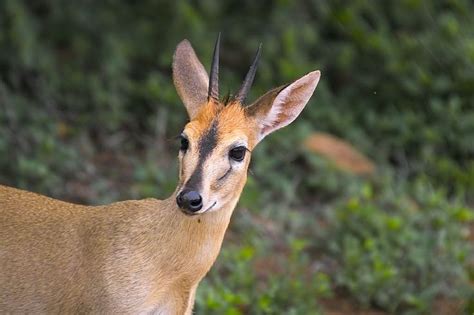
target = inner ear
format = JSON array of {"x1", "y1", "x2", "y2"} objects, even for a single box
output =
[
  {"x1": 246, "y1": 70, "x2": 320, "y2": 142},
  {"x1": 245, "y1": 85, "x2": 287, "y2": 119},
  {"x1": 244, "y1": 85, "x2": 289, "y2": 140}
]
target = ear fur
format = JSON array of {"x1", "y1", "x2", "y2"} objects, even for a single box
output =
[
  {"x1": 246, "y1": 70, "x2": 321, "y2": 142},
  {"x1": 173, "y1": 40, "x2": 209, "y2": 119}
]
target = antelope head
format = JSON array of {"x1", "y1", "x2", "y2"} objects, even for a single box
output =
[{"x1": 172, "y1": 35, "x2": 321, "y2": 216}]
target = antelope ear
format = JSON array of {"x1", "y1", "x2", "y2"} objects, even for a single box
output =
[
  {"x1": 173, "y1": 40, "x2": 209, "y2": 119},
  {"x1": 246, "y1": 70, "x2": 321, "y2": 142}
]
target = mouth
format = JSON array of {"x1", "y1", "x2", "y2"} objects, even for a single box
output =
[{"x1": 182, "y1": 201, "x2": 217, "y2": 216}]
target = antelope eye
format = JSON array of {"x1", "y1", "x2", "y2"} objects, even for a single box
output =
[
  {"x1": 180, "y1": 135, "x2": 189, "y2": 152},
  {"x1": 229, "y1": 146, "x2": 246, "y2": 162}
]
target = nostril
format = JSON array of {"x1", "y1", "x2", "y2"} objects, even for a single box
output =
[
  {"x1": 190, "y1": 196, "x2": 202, "y2": 207},
  {"x1": 187, "y1": 191, "x2": 202, "y2": 210}
]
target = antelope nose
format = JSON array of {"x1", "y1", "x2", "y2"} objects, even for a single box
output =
[{"x1": 176, "y1": 190, "x2": 203, "y2": 212}]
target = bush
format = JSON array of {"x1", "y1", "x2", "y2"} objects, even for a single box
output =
[
  {"x1": 321, "y1": 180, "x2": 472, "y2": 313},
  {"x1": 0, "y1": 1, "x2": 473, "y2": 314},
  {"x1": 195, "y1": 206, "x2": 332, "y2": 315}
]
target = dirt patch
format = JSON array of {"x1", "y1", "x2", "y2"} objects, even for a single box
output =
[{"x1": 303, "y1": 133, "x2": 375, "y2": 176}]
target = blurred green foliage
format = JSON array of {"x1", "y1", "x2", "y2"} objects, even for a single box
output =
[
  {"x1": 325, "y1": 180, "x2": 471, "y2": 313},
  {"x1": 1, "y1": 0, "x2": 473, "y2": 314}
]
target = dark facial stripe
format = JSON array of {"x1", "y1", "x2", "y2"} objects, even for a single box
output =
[{"x1": 185, "y1": 120, "x2": 219, "y2": 191}]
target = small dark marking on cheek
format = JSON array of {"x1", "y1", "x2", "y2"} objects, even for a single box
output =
[
  {"x1": 198, "y1": 218, "x2": 201, "y2": 223},
  {"x1": 217, "y1": 166, "x2": 232, "y2": 181},
  {"x1": 212, "y1": 165, "x2": 232, "y2": 191}
]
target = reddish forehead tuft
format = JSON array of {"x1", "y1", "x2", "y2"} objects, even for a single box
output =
[{"x1": 189, "y1": 101, "x2": 256, "y2": 146}]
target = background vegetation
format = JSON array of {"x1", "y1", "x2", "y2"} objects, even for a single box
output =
[{"x1": 1, "y1": 0, "x2": 473, "y2": 314}]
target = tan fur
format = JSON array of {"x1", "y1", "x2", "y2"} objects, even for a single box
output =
[
  {"x1": 0, "y1": 184, "x2": 234, "y2": 313},
  {"x1": 188, "y1": 101, "x2": 256, "y2": 147},
  {"x1": 0, "y1": 38, "x2": 320, "y2": 314},
  {"x1": 0, "y1": 102, "x2": 251, "y2": 314}
]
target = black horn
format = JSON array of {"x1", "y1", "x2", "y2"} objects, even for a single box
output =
[
  {"x1": 208, "y1": 33, "x2": 221, "y2": 101},
  {"x1": 235, "y1": 44, "x2": 262, "y2": 104}
]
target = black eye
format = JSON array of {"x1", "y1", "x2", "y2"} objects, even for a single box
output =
[
  {"x1": 180, "y1": 135, "x2": 189, "y2": 152},
  {"x1": 229, "y1": 146, "x2": 246, "y2": 162}
]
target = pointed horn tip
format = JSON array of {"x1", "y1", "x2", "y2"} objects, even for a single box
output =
[
  {"x1": 213, "y1": 33, "x2": 221, "y2": 52},
  {"x1": 214, "y1": 33, "x2": 221, "y2": 52},
  {"x1": 251, "y1": 44, "x2": 263, "y2": 68},
  {"x1": 208, "y1": 33, "x2": 221, "y2": 101},
  {"x1": 234, "y1": 44, "x2": 263, "y2": 104}
]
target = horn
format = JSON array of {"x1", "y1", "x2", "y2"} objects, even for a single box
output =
[
  {"x1": 208, "y1": 33, "x2": 221, "y2": 101},
  {"x1": 235, "y1": 44, "x2": 262, "y2": 104}
]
